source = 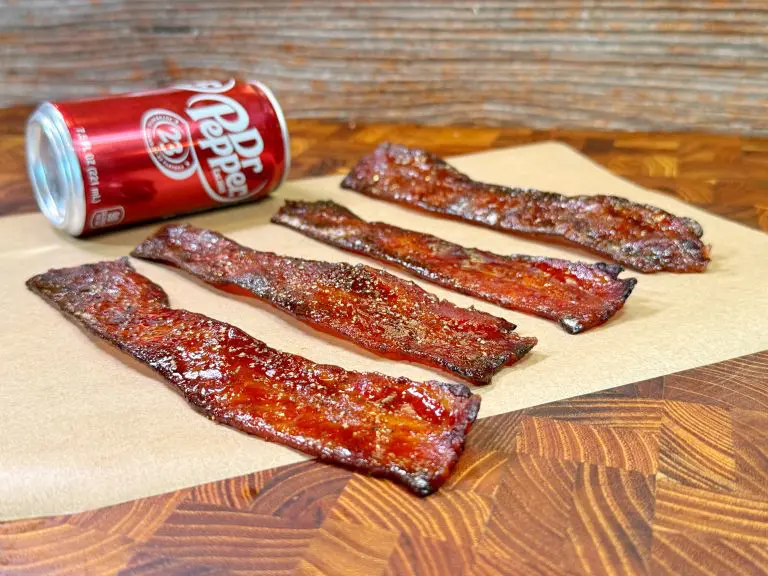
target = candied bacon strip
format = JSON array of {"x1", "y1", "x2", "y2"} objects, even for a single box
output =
[
  {"x1": 341, "y1": 143, "x2": 710, "y2": 273},
  {"x1": 26, "y1": 259, "x2": 481, "y2": 496},
  {"x1": 131, "y1": 224, "x2": 536, "y2": 385},
  {"x1": 272, "y1": 200, "x2": 637, "y2": 334}
]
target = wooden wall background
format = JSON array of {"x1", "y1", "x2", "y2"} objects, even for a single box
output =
[{"x1": 3, "y1": 1, "x2": 768, "y2": 135}]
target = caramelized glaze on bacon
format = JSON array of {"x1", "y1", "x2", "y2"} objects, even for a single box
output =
[
  {"x1": 26, "y1": 259, "x2": 481, "y2": 496},
  {"x1": 132, "y1": 224, "x2": 536, "y2": 384},
  {"x1": 341, "y1": 143, "x2": 710, "y2": 273},
  {"x1": 272, "y1": 200, "x2": 637, "y2": 334}
]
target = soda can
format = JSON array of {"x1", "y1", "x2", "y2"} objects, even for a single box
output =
[{"x1": 25, "y1": 79, "x2": 290, "y2": 236}]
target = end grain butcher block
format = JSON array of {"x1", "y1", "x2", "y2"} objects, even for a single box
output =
[{"x1": 1, "y1": 118, "x2": 768, "y2": 575}]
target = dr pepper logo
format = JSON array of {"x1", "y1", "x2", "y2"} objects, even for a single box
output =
[{"x1": 141, "y1": 80, "x2": 267, "y2": 203}]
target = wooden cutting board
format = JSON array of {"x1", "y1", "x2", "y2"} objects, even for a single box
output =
[{"x1": 1, "y1": 116, "x2": 767, "y2": 575}]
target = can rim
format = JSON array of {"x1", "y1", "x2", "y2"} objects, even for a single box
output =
[
  {"x1": 26, "y1": 102, "x2": 86, "y2": 236},
  {"x1": 250, "y1": 81, "x2": 291, "y2": 190}
]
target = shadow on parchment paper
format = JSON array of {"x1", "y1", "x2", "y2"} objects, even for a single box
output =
[
  {"x1": 50, "y1": 195, "x2": 280, "y2": 257},
  {"x1": 41, "y1": 304, "x2": 185, "y2": 402},
  {"x1": 604, "y1": 293, "x2": 658, "y2": 326}
]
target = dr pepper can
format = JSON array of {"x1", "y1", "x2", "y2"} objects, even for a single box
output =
[{"x1": 25, "y1": 79, "x2": 290, "y2": 235}]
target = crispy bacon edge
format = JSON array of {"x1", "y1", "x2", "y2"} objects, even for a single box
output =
[
  {"x1": 131, "y1": 223, "x2": 537, "y2": 384},
  {"x1": 340, "y1": 143, "x2": 711, "y2": 273},
  {"x1": 271, "y1": 199, "x2": 637, "y2": 334},
  {"x1": 26, "y1": 258, "x2": 481, "y2": 496}
]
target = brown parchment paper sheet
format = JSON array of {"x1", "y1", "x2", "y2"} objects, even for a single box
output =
[{"x1": 2, "y1": 142, "x2": 768, "y2": 520}]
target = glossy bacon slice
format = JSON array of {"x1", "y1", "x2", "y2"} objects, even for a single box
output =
[
  {"x1": 26, "y1": 259, "x2": 481, "y2": 496},
  {"x1": 131, "y1": 224, "x2": 536, "y2": 385},
  {"x1": 341, "y1": 143, "x2": 710, "y2": 273},
  {"x1": 272, "y1": 200, "x2": 637, "y2": 334}
]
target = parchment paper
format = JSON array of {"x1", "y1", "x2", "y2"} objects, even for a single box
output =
[{"x1": 2, "y1": 142, "x2": 768, "y2": 520}]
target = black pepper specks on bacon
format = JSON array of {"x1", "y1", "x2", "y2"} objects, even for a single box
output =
[
  {"x1": 131, "y1": 223, "x2": 536, "y2": 384},
  {"x1": 272, "y1": 200, "x2": 636, "y2": 334}
]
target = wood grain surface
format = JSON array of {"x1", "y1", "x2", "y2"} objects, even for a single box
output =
[
  {"x1": 2, "y1": 107, "x2": 768, "y2": 233},
  {"x1": 3, "y1": 1, "x2": 768, "y2": 135},
  {"x1": 1, "y1": 113, "x2": 767, "y2": 574},
  {"x1": 1, "y1": 352, "x2": 766, "y2": 575}
]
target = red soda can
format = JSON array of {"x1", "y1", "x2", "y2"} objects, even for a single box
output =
[{"x1": 25, "y1": 79, "x2": 290, "y2": 236}]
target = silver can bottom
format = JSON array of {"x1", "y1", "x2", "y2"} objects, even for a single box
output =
[{"x1": 26, "y1": 102, "x2": 86, "y2": 236}]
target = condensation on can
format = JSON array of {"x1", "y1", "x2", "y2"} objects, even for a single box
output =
[{"x1": 25, "y1": 80, "x2": 290, "y2": 236}]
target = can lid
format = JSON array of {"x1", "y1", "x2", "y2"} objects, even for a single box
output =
[
  {"x1": 250, "y1": 81, "x2": 291, "y2": 189},
  {"x1": 26, "y1": 103, "x2": 85, "y2": 236}
]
